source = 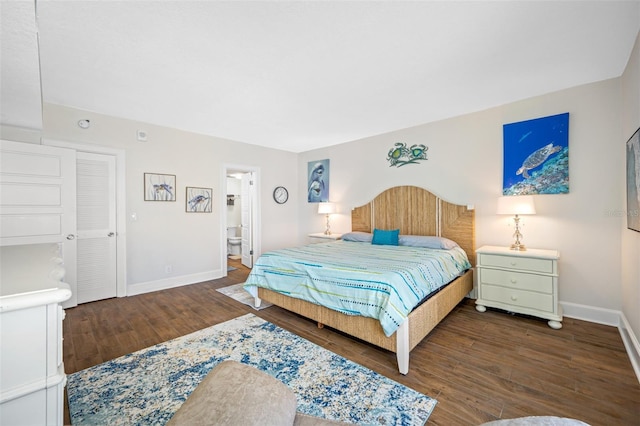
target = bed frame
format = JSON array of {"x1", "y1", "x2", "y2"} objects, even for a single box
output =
[{"x1": 256, "y1": 186, "x2": 475, "y2": 374}]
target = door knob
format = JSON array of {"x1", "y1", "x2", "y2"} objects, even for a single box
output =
[
  {"x1": 108, "y1": 232, "x2": 115, "y2": 237},
  {"x1": 66, "y1": 234, "x2": 75, "y2": 240}
]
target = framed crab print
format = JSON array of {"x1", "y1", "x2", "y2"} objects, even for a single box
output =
[
  {"x1": 144, "y1": 173, "x2": 176, "y2": 201},
  {"x1": 503, "y1": 112, "x2": 569, "y2": 195},
  {"x1": 186, "y1": 187, "x2": 212, "y2": 213}
]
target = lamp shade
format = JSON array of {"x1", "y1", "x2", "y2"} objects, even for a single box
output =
[
  {"x1": 317, "y1": 202, "x2": 336, "y2": 214},
  {"x1": 496, "y1": 196, "x2": 536, "y2": 215}
]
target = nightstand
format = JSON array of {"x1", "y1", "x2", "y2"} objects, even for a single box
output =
[
  {"x1": 308, "y1": 233, "x2": 343, "y2": 244},
  {"x1": 475, "y1": 245, "x2": 562, "y2": 329}
]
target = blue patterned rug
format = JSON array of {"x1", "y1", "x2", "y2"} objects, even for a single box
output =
[{"x1": 67, "y1": 313, "x2": 436, "y2": 425}]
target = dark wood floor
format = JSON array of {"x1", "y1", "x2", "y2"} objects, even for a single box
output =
[{"x1": 64, "y1": 259, "x2": 640, "y2": 425}]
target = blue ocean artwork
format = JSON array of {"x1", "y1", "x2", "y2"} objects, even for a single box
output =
[{"x1": 503, "y1": 112, "x2": 569, "y2": 195}]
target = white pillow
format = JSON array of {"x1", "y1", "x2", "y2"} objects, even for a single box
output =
[
  {"x1": 341, "y1": 232, "x2": 373, "y2": 242},
  {"x1": 398, "y1": 235, "x2": 459, "y2": 249}
]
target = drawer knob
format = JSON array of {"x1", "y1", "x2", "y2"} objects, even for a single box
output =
[
  {"x1": 510, "y1": 261, "x2": 517, "y2": 266},
  {"x1": 511, "y1": 295, "x2": 518, "y2": 301},
  {"x1": 510, "y1": 278, "x2": 517, "y2": 284}
]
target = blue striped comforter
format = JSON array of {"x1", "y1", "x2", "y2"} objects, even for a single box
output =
[{"x1": 244, "y1": 241, "x2": 471, "y2": 336}]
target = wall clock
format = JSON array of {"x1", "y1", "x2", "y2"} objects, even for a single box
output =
[{"x1": 273, "y1": 186, "x2": 289, "y2": 204}]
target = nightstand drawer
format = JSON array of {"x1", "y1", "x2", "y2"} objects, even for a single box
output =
[
  {"x1": 481, "y1": 284, "x2": 554, "y2": 313},
  {"x1": 479, "y1": 268, "x2": 553, "y2": 293},
  {"x1": 479, "y1": 253, "x2": 554, "y2": 274}
]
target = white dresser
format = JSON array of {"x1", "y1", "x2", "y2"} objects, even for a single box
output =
[
  {"x1": 475, "y1": 245, "x2": 562, "y2": 329},
  {"x1": 0, "y1": 278, "x2": 71, "y2": 425}
]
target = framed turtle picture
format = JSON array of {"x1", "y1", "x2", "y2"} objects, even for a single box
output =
[{"x1": 502, "y1": 112, "x2": 569, "y2": 195}]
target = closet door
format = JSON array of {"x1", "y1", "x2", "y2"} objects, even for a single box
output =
[{"x1": 75, "y1": 152, "x2": 117, "y2": 304}]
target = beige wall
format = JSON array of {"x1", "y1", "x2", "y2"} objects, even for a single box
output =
[
  {"x1": 621, "y1": 31, "x2": 640, "y2": 349},
  {"x1": 299, "y1": 77, "x2": 626, "y2": 319},
  {"x1": 40, "y1": 103, "x2": 300, "y2": 289}
]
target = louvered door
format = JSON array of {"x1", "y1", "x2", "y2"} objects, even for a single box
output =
[{"x1": 76, "y1": 152, "x2": 117, "y2": 304}]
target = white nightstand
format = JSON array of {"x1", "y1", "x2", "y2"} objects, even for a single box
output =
[
  {"x1": 475, "y1": 245, "x2": 562, "y2": 329},
  {"x1": 308, "y1": 233, "x2": 343, "y2": 244}
]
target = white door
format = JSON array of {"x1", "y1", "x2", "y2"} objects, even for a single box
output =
[
  {"x1": 75, "y1": 152, "x2": 117, "y2": 304},
  {"x1": 0, "y1": 140, "x2": 77, "y2": 307},
  {"x1": 240, "y1": 172, "x2": 254, "y2": 268}
]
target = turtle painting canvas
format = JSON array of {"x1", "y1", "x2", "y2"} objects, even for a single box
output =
[{"x1": 503, "y1": 112, "x2": 570, "y2": 195}]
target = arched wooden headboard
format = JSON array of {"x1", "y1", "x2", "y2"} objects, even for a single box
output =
[{"x1": 351, "y1": 186, "x2": 476, "y2": 265}]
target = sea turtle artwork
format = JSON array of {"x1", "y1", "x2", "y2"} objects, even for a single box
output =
[
  {"x1": 503, "y1": 112, "x2": 569, "y2": 195},
  {"x1": 516, "y1": 143, "x2": 562, "y2": 179}
]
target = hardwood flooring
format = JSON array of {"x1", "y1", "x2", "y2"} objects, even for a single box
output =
[{"x1": 64, "y1": 259, "x2": 640, "y2": 425}]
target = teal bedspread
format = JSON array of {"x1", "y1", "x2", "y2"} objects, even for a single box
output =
[{"x1": 244, "y1": 241, "x2": 471, "y2": 336}]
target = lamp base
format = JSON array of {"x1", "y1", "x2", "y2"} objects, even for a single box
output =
[
  {"x1": 324, "y1": 213, "x2": 332, "y2": 235},
  {"x1": 510, "y1": 243, "x2": 526, "y2": 251}
]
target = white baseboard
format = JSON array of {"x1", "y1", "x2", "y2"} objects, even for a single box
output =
[
  {"x1": 127, "y1": 269, "x2": 223, "y2": 296},
  {"x1": 561, "y1": 301, "x2": 640, "y2": 383},
  {"x1": 619, "y1": 313, "x2": 640, "y2": 384},
  {"x1": 560, "y1": 301, "x2": 622, "y2": 326}
]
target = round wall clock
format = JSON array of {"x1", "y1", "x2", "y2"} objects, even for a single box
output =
[{"x1": 273, "y1": 186, "x2": 289, "y2": 204}]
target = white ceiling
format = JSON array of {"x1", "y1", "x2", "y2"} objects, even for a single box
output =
[{"x1": 2, "y1": 1, "x2": 639, "y2": 152}]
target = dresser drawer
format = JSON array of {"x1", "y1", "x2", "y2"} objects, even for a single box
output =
[
  {"x1": 481, "y1": 284, "x2": 554, "y2": 313},
  {"x1": 479, "y1": 268, "x2": 553, "y2": 293},
  {"x1": 479, "y1": 253, "x2": 554, "y2": 274}
]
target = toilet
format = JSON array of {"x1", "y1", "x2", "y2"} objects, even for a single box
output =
[{"x1": 227, "y1": 226, "x2": 242, "y2": 256}]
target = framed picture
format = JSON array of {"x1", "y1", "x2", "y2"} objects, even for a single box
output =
[
  {"x1": 186, "y1": 186, "x2": 212, "y2": 213},
  {"x1": 144, "y1": 173, "x2": 176, "y2": 201},
  {"x1": 627, "y1": 127, "x2": 640, "y2": 232},
  {"x1": 503, "y1": 112, "x2": 569, "y2": 195},
  {"x1": 307, "y1": 159, "x2": 330, "y2": 202}
]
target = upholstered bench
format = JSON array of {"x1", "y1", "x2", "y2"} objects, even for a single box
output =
[{"x1": 167, "y1": 360, "x2": 348, "y2": 426}]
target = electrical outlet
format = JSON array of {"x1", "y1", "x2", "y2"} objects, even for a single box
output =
[{"x1": 165, "y1": 265, "x2": 172, "y2": 274}]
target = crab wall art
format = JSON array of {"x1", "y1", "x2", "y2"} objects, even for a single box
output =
[
  {"x1": 503, "y1": 112, "x2": 570, "y2": 195},
  {"x1": 386, "y1": 143, "x2": 428, "y2": 167}
]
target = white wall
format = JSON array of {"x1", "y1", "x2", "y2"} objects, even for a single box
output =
[
  {"x1": 40, "y1": 103, "x2": 299, "y2": 291},
  {"x1": 620, "y1": 32, "x2": 640, "y2": 351},
  {"x1": 298, "y1": 77, "x2": 626, "y2": 315}
]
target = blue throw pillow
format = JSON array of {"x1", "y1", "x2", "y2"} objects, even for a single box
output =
[{"x1": 371, "y1": 228, "x2": 400, "y2": 246}]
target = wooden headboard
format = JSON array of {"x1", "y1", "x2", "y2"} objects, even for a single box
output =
[{"x1": 351, "y1": 186, "x2": 476, "y2": 265}]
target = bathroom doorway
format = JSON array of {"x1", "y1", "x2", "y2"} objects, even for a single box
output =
[{"x1": 223, "y1": 165, "x2": 260, "y2": 274}]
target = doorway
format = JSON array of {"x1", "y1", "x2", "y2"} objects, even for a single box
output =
[{"x1": 223, "y1": 165, "x2": 260, "y2": 274}]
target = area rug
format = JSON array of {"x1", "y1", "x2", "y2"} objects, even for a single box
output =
[
  {"x1": 67, "y1": 313, "x2": 436, "y2": 425},
  {"x1": 216, "y1": 282, "x2": 272, "y2": 310}
]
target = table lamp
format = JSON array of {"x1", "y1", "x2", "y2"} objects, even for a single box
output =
[
  {"x1": 317, "y1": 202, "x2": 336, "y2": 235},
  {"x1": 497, "y1": 195, "x2": 536, "y2": 251}
]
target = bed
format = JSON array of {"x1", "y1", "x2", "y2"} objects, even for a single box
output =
[{"x1": 245, "y1": 186, "x2": 475, "y2": 374}]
